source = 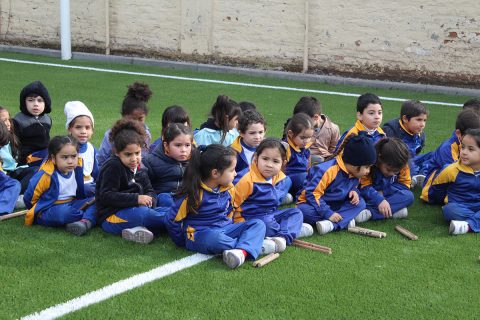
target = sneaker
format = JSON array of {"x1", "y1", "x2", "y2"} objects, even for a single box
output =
[
  {"x1": 412, "y1": 175, "x2": 426, "y2": 188},
  {"x1": 281, "y1": 193, "x2": 294, "y2": 205},
  {"x1": 298, "y1": 223, "x2": 314, "y2": 238},
  {"x1": 316, "y1": 220, "x2": 334, "y2": 235},
  {"x1": 122, "y1": 226, "x2": 154, "y2": 244},
  {"x1": 261, "y1": 238, "x2": 277, "y2": 255},
  {"x1": 15, "y1": 195, "x2": 25, "y2": 210},
  {"x1": 268, "y1": 236, "x2": 287, "y2": 253},
  {"x1": 392, "y1": 208, "x2": 408, "y2": 219},
  {"x1": 355, "y1": 209, "x2": 372, "y2": 224},
  {"x1": 449, "y1": 220, "x2": 469, "y2": 235},
  {"x1": 348, "y1": 219, "x2": 356, "y2": 229},
  {"x1": 223, "y1": 249, "x2": 245, "y2": 269},
  {"x1": 65, "y1": 220, "x2": 90, "y2": 236}
]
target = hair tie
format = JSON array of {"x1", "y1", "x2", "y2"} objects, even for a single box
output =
[{"x1": 198, "y1": 145, "x2": 207, "y2": 153}]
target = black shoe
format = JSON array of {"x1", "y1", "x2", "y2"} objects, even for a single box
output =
[{"x1": 65, "y1": 220, "x2": 89, "y2": 236}]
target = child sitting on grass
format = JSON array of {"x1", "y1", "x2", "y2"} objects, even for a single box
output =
[
  {"x1": 383, "y1": 100, "x2": 428, "y2": 187},
  {"x1": 194, "y1": 95, "x2": 242, "y2": 146},
  {"x1": 149, "y1": 105, "x2": 191, "y2": 152},
  {"x1": 0, "y1": 121, "x2": 21, "y2": 215},
  {"x1": 230, "y1": 109, "x2": 266, "y2": 173},
  {"x1": 165, "y1": 144, "x2": 266, "y2": 269},
  {"x1": 64, "y1": 101, "x2": 98, "y2": 197},
  {"x1": 23, "y1": 136, "x2": 96, "y2": 236},
  {"x1": 336, "y1": 93, "x2": 385, "y2": 152},
  {"x1": 357, "y1": 138, "x2": 414, "y2": 223},
  {"x1": 422, "y1": 129, "x2": 480, "y2": 235},
  {"x1": 297, "y1": 133, "x2": 376, "y2": 235}
]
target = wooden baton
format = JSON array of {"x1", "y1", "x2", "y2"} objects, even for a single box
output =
[
  {"x1": 395, "y1": 225, "x2": 418, "y2": 240},
  {"x1": 253, "y1": 253, "x2": 280, "y2": 268},
  {"x1": 0, "y1": 209, "x2": 28, "y2": 221},
  {"x1": 79, "y1": 198, "x2": 96, "y2": 210},
  {"x1": 293, "y1": 239, "x2": 332, "y2": 255},
  {"x1": 348, "y1": 226, "x2": 386, "y2": 238}
]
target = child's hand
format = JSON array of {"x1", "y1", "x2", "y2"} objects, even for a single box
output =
[
  {"x1": 349, "y1": 190, "x2": 359, "y2": 205},
  {"x1": 378, "y1": 200, "x2": 392, "y2": 217},
  {"x1": 138, "y1": 195, "x2": 153, "y2": 207},
  {"x1": 329, "y1": 212, "x2": 343, "y2": 223}
]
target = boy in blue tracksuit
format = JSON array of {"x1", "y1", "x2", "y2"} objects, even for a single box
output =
[
  {"x1": 383, "y1": 100, "x2": 427, "y2": 184},
  {"x1": 297, "y1": 133, "x2": 376, "y2": 235},
  {"x1": 358, "y1": 138, "x2": 414, "y2": 223}
]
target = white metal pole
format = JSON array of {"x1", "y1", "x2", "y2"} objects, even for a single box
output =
[{"x1": 60, "y1": 0, "x2": 72, "y2": 60}]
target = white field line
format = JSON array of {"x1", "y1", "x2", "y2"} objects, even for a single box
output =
[
  {"x1": 20, "y1": 253, "x2": 213, "y2": 320},
  {"x1": 0, "y1": 57, "x2": 463, "y2": 107}
]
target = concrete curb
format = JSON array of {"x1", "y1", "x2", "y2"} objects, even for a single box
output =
[{"x1": 1, "y1": 45, "x2": 479, "y2": 97}]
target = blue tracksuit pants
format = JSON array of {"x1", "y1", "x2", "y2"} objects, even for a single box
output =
[
  {"x1": 185, "y1": 219, "x2": 266, "y2": 260},
  {"x1": 366, "y1": 189, "x2": 414, "y2": 220},
  {"x1": 288, "y1": 172, "x2": 307, "y2": 199},
  {"x1": 442, "y1": 202, "x2": 480, "y2": 232},
  {"x1": 298, "y1": 197, "x2": 366, "y2": 230},
  {"x1": 242, "y1": 208, "x2": 303, "y2": 245},
  {"x1": 36, "y1": 197, "x2": 96, "y2": 227},
  {"x1": 0, "y1": 173, "x2": 21, "y2": 214},
  {"x1": 102, "y1": 206, "x2": 168, "y2": 235}
]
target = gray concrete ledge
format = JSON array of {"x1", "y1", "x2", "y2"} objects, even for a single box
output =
[{"x1": 1, "y1": 45, "x2": 479, "y2": 97}]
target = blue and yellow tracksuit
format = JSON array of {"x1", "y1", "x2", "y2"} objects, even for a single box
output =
[
  {"x1": 296, "y1": 156, "x2": 366, "y2": 230},
  {"x1": 233, "y1": 162, "x2": 302, "y2": 244},
  {"x1": 418, "y1": 131, "x2": 460, "y2": 192},
  {"x1": 284, "y1": 137, "x2": 312, "y2": 197},
  {"x1": 382, "y1": 118, "x2": 426, "y2": 175},
  {"x1": 335, "y1": 120, "x2": 386, "y2": 153},
  {"x1": 165, "y1": 182, "x2": 266, "y2": 259},
  {"x1": 420, "y1": 161, "x2": 480, "y2": 232},
  {"x1": 23, "y1": 159, "x2": 96, "y2": 227},
  {"x1": 359, "y1": 165, "x2": 414, "y2": 220},
  {"x1": 0, "y1": 170, "x2": 21, "y2": 214},
  {"x1": 230, "y1": 136, "x2": 256, "y2": 173}
]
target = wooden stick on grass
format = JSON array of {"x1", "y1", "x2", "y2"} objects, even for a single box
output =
[
  {"x1": 348, "y1": 226, "x2": 386, "y2": 238},
  {"x1": 253, "y1": 253, "x2": 280, "y2": 267},
  {"x1": 395, "y1": 225, "x2": 418, "y2": 240},
  {"x1": 0, "y1": 209, "x2": 27, "y2": 221},
  {"x1": 293, "y1": 239, "x2": 332, "y2": 255}
]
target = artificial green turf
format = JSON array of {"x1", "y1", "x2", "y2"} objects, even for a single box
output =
[{"x1": 0, "y1": 52, "x2": 478, "y2": 319}]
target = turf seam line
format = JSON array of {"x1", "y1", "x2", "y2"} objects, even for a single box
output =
[
  {"x1": 20, "y1": 253, "x2": 213, "y2": 320},
  {"x1": 0, "y1": 57, "x2": 462, "y2": 107}
]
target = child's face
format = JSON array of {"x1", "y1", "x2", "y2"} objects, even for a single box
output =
[
  {"x1": 312, "y1": 114, "x2": 323, "y2": 128},
  {"x1": 255, "y1": 147, "x2": 284, "y2": 180},
  {"x1": 402, "y1": 114, "x2": 427, "y2": 134},
  {"x1": 240, "y1": 122, "x2": 265, "y2": 148},
  {"x1": 68, "y1": 116, "x2": 93, "y2": 144},
  {"x1": 357, "y1": 103, "x2": 382, "y2": 130},
  {"x1": 52, "y1": 144, "x2": 78, "y2": 175},
  {"x1": 228, "y1": 116, "x2": 239, "y2": 130},
  {"x1": 116, "y1": 143, "x2": 142, "y2": 171},
  {"x1": 164, "y1": 134, "x2": 192, "y2": 162},
  {"x1": 125, "y1": 109, "x2": 146, "y2": 124},
  {"x1": 25, "y1": 95, "x2": 45, "y2": 116},
  {"x1": 213, "y1": 157, "x2": 237, "y2": 187},
  {"x1": 460, "y1": 135, "x2": 480, "y2": 169},
  {"x1": 0, "y1": 110, "x2": 11, "y2": 132},
  {"x1": 378, "y1": 163, "x2": 401, "y2": 177},
  {"x1": 289, "y1": 128, "x2": 314, "y2": 149},
  {"x1": 345, "y1": 163, "x2": 371, "y2": 179}
]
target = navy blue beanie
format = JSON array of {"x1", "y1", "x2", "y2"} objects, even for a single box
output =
[
  {"x1": 19, "y1": 81, "x2": 52, "y2": 115},
  {"x1": 342, "y1": 133, "x2": 376, "y2": 166}
]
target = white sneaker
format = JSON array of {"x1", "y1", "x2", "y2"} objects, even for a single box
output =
[
  {"x1": 392, "y1": 208, "x2": 408, "y2": 219},
  {"x1": 297, "y1": 223, "x2": 314, "y2": 238},
  {"x1": 412, "y1": 175, "x2": 426, "y2": 188},
  {"x1": 15, "y1": 195, "x2": 25, "y2": 210},
  {"x1": 281, "y1": 193, "x2": 294, "y2": 205},
  {"x1": 121, "y1": 226, "x2": 154, "y2": 244},
  {"x1": 261, "y1": 238, "x2": 277, "y2": 255},
  {"x1": 348, "y1": 219, "x2": 356, "y2": 229},
  {"x1": 355, "y1": 209, "x2": 372, "y2": 224},
  {"x1": 449, "y1": 220, "x2": 469, "y2": 235},
  {"x1": 223, "y1": 249, "x2": 245, "y2": 269},
  {"x1": 316, "y1": 220, "x2": 334, "y2": 235},
  {"x1": 268, "y1": 236, "x2": 287, "y2": 253}
]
